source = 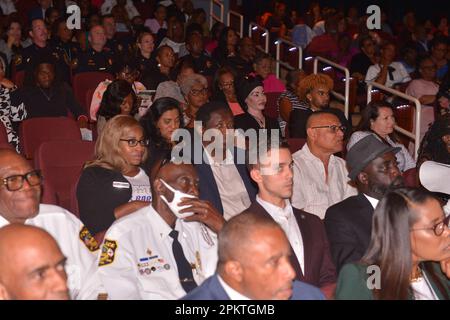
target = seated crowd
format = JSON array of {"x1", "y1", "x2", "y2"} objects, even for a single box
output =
[{"x1": 0, "y1": 0, "x2": 448, "y2": 300}]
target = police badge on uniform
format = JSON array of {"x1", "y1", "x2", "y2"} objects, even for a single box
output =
[
  {"x1": 79, "y1": 226, "x2": 100, "y2": 252},
  {"x1": 99, "y1": 239, "x2": 118, "y2": 266}
]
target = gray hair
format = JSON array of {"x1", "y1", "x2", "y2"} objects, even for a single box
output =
[{"x1": 179, "y1": 73, "x2": 208, "y2": 96}]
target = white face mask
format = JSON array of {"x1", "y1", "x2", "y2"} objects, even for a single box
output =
[{"x1": 159, "y1": 179, "x2": 197, "y2": 219}]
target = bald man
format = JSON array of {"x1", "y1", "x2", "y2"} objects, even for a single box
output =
[
  {"x1": 182, "y1": 211, "x2": 325, "y2": 300},
  {"x1": 291, "y1": 111, "x2": 357, "y2": 219},
  {"x1": 0, "y1": 149, "x2": 102, "y2": 299},
  {"x1": 0, "y1": 224, "x2": 69, "y2": 300},
  {"x1": 98, "y1": 161, "x2": 224, "y2": 299}
]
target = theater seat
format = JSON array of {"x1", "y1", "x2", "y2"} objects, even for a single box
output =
[
  {"x1": 72, "y1": 71, "x2": 113, "y2": 113},
  {"x1": 265, "y1": 92, "x2": 282, "y2": 120},
  {"x1": 19, "y1": 117, "x2": 82, "y2": 160},
  {"x1": 35, "y1": 140, "x2": 95, "y2": 214}
]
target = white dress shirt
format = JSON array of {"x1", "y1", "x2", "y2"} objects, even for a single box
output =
[
  {"x1": 97, "y1": 205, "x2": 218, "y2": 300},
  {"x1": 363, "y1": 194, "x2": 379, "y2": 209},
  {"x1": 365, "y1": 61, "x2": 411, "y2": 88},
  {"x1": 217, "y1": 275, "x2": 250, "y2": 300},
  {"x1": 0, "y1": 204, "x2": 103, "y2": 300},
  {"x1": 256, "y1": 196, "x2": 305, "y2": 272},
  {"x1": 205, "y1": 149, "x2": 251, "y2": 221},
  {"x1": 292, "y1": 144, "x2": 357, "y2": 219}
]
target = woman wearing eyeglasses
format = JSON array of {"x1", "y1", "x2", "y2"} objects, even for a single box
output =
[
  {"x1": 347, "y1": 100, "x2": 416, "y2": 173},
  {"x1": 336, "y1": 187, "x2": 450, "y2": 300},
  {"x1": 77, "y1": 115, "x2": 151, "y2": 241},
  {"x1": 179, "y1": 73, "x2": 209, "y2": 128},
  {"x1": 212, "y1": 66, "x2": 244, "y2": 116}
]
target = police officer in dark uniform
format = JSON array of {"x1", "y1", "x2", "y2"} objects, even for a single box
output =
[
  {"x1": 74, "y1": 25, "x2": 114, "y2": 74},
  {"x1": 15, "y1": 19, "x2": 71, "y2": 83},
  {"x1": 134, "y1": 31, "x2": 156, "y2": 75},
  {"x1": 102, "y1": 14, "x2": 132, "y2": 59},
  {"x1": 50, "y1": 18, "x2": 81, "y2": 68}
]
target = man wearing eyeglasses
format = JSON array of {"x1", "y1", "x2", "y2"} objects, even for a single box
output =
[
  {"x1": 0, "y1": 149, "x2": 103, "y2": 300},
  {"x1": 291, "y1": 111, "x2": 357, "y2": 220},
  {"x1": 324, "y1": 135, "x2": 404, "y2": 272}
]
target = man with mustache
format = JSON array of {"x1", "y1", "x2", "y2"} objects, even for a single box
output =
[{"x1": 324, "y1": 135, "x2": 404, "y2": 272}]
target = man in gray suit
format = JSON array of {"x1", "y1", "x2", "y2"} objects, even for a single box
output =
[{"x1": 182, "y1": 211, "x2": 325, "y2": 300}]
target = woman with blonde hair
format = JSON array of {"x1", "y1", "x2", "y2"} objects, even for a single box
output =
[{"x1": 77, "y1": 115, "x2": 151, "y2": 238}]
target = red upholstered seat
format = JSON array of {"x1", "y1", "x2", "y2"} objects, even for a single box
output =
[
  {"x1": 72, "y1": 72, "x2": 113, "y2": 113},
  {"x1": 35, "y1": 140, "x2": 95, "y2": 215},
  {"x1": 19, "y1": 117, "x2": 82, "y2": 160}
]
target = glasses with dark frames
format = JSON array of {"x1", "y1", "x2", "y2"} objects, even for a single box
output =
[
  {"x1": 1, "y1": 170, "x2": 42, "y2": 191},
  {"x1": 119, "y1": 139, "x2": 150, "y2": 147},
  {"x1": 311, "y1": 125, "x2": 347, "y2": 133}
]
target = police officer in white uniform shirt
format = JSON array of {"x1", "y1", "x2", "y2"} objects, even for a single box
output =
[
  {"x1": 97, "y1": 160, "x2": 225, "y2": 299},
  {"x1": 0, "y1": 149, "x2": 102, "y2": 300}
]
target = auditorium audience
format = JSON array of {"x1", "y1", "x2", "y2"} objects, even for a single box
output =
[{"x1": 0, "y1": 0, "x2": 448, "y2": 301}]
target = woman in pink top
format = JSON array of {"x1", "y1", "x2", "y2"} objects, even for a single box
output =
[
  {"x1": 252, "y1": 53, "x2": 286, "y2": 93},
  {"x1": 90, "y1": 59, "x2": 146, "y2": 121},
  {"x1": 144, "y1": 4, "x2": 167, "y2": 34},
  {"x1": 212, "y1": 66, "x2": 244, "y2": 116},
  {"x1": 406, "y1": 56, "x2": 440, "y2": 141}
]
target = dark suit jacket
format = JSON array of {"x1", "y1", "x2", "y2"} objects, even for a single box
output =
[
  {"x1": 324, "y1": 193, "x2": 374, "y2": 273},
  {"x1": 182, "y1": 274, "x2": 325, "y2": 300},
  {"x1": 192, "y1": 145, "x2": 257, "y2": 216},
  {"x1": 245, "y1": 201, "x2": 337, "y2": 297}
]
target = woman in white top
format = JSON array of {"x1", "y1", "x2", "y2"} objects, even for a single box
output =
[
  {"x1": 144, "y1": 4, "x2": 167, "y2": 34},
  {"x1": 347, "y1": 100, "x2": 416, "y2": 172}
]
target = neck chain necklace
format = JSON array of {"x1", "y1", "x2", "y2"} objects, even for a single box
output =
[
  {"x1": 39, "y1": 87, "x2": 53, "y2": 101},
  {"x1": 410, "y1": 266, "x2": 423, "y2": 283}
]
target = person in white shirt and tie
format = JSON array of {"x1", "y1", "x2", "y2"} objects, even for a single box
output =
[
  {"x1": 324, "y1": 134, "x2": 405, "y2": 272},
  {"x1": 244, "y1": 138, "x2": 337, "y2": 299},
  {"x1": 97, "y1": 160, "x2": 224, "y2": 299}
]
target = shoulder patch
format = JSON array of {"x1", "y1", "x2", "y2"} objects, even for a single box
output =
[
  {"x1": 99, "y1": 239, "x2": 118, "y2": 267},
  {"x1": 79, "y1": 226, "x2": 99, "y2": 252}
]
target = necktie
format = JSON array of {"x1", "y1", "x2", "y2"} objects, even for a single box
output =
[{"x1": 169, "y1": 229, "x2": 198, "y2": 293}]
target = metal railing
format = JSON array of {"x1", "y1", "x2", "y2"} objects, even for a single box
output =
[
  {"x1": 209, "y1": 0, "x2": 224, "y2": 29},
  {"x1": 366, "y1": 82, "x2": 421, "y2": 159},
  {"x1": 274, "y1": 38, "x2": 303, "y2": 78},
  {"x1": 227, "y1": 10, "x2": 243, "y2": 38},
  {"x1": 248, "y1": 22, "x2": 269, "y2": 53},
  {"x1": 313, "y1": 56, "x2": 350, "y2": 119}
]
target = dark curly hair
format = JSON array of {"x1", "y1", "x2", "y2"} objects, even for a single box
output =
[{"x1": 97, "y1": 79, "x2": 137, "y2": 120}]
